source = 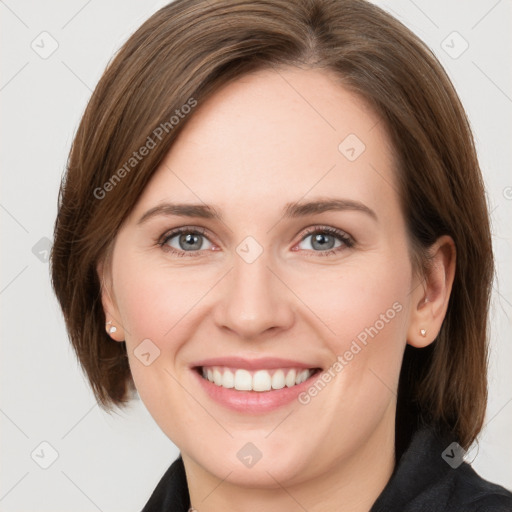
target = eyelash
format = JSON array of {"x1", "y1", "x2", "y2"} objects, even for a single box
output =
[{"x1": 157, "y1": 225, "x2": 355, "y2": 258}]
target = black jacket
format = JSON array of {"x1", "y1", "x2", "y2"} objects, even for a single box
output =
[{"x1": 141, "y1": 426, "x2": 512, "y2": 511}]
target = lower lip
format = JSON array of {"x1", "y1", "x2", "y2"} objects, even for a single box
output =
[{"x1": 192, "y1": 368, "x2": 322, "y2": 414}]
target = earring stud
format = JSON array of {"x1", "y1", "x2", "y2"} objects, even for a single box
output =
[
  {"x1": 106, "y1": 321, "x2": 117, "y2": 334},
  {"x1": 420, "y1": 328, "x2": 427, "y2": 337}
]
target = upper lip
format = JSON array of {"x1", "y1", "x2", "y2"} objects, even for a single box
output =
[{"x1": 192, "y1": 356, "x2": 322, "y2": 371}]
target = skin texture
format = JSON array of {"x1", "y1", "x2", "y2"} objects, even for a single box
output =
[{"x1": 99, "y1": 66, "x2": 455, "y2": 512}]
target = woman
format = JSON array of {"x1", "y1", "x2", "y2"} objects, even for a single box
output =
[{"x1": 50, "y1": 0, "x2": 512, "y2": 510}]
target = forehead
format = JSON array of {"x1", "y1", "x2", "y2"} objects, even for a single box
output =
[{"x1": 130, "y1": 66, "x2": 398, "y2": 220}]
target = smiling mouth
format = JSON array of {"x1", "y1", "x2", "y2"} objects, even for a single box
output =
[{"x1": 194, "y1": 366, "x2": 322, "y2": 392}]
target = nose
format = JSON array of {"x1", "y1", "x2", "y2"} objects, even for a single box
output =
[{"x1": 212, "y1": 248, "x2": 295, "y2": 340}]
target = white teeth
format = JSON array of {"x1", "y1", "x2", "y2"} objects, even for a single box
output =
[
  {"x1": 213, "y1": 369, "x2": 223, "y2": 386},
  {"x1": 297, "y1": 369, "x2": 310, "y2": 384},
  {"x1": 271, "y1": 369, "x2": 285, "y2": 390},
  {"x1": 222, "y1": 369, "x2": 235, "y2": 388},
  {"x1": 253, "y1": 370, "x2": 272, "y2": 392},
  {"x1": 200, "y1": 366, "x2": 316, "y2": 391},
  {"x1": 234, "y1": 369, "x2": 252, "y2": 391},
  {"x1": 285, "y1": 369, "x2": 296, "y2": 387}
]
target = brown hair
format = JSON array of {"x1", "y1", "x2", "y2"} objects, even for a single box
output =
[{"x1": 50, "y1": 0, "x2": 493, "y2": 450}]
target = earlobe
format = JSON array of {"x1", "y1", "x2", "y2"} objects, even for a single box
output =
[
  {"x1": 97, "y1": 259, "x2": 126, "y2": 342},
  {"x1": 105, "y1": 319, "x2": 124, "y2": 342},
  {"x1": 407, "y1": 235, "x2": 456, "y2": 348}
]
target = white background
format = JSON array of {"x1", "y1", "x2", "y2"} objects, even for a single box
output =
[{"x1": 1, "y1": 1, "x2": 511, "y2": 510}]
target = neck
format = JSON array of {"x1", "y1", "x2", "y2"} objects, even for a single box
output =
[{"x1": 183, "y1": 415, "x2": 396, "y2": 512}]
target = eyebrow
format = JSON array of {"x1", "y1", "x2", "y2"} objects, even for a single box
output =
[{"x1": 137, "y1": 198, "x2": 377, "y2": 225}]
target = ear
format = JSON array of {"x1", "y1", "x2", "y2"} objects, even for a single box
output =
[
  {"x1": 97, "y1": 257, "x2": 125, "y2": 342},
  {"x1": 407, "y1": 235, "x2": 456, "y2": 348}
]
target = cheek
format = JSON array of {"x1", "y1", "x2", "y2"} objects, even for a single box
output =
[
  {"x1": 111, "y1": 255, "x2": 218, "y2": 406},
  {"x1": 288, "y1": 252, "x2": 412, "y2": 415},
  {"x1": 112, "y1": 261, "x2": 199, "y2": 432},
  {"x1": 286, "y1": 254, "x2": 412, "y2": 350},
  {"x1": 114, "y1": 252, "x2": 213, "y2": 339},
  {"x1": 293, "y1": 269, "x2": 409, "y2": 447}
]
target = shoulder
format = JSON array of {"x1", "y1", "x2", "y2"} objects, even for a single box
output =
[
  {"x1": 444, "y1": 462, "x2": 512, "y2": 511},
  {"x1": 401, "y1": 460, "x2": 512, "y2": 512},
  {"x1": 370, "y1": 426, "x2": 512, "y2": 512}
]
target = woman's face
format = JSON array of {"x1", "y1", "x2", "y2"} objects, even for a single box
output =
[{"x1": 102, "y1": 67, "x2": 425, "y2": 487}]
